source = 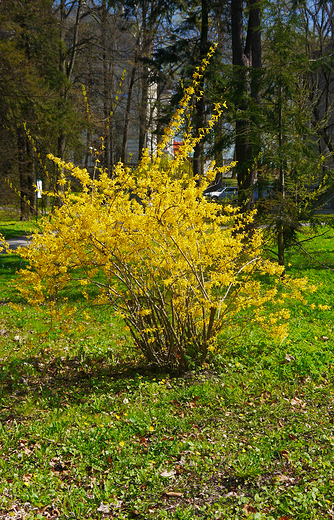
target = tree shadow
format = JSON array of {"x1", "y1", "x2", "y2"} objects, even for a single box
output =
[{"x1": 0, "y1": 351, "x2": 177, "y2": 417}]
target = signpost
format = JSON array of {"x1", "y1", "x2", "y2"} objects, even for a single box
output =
[{"x1": 36, "y1": 179, "x2": 42, "y2": 220}]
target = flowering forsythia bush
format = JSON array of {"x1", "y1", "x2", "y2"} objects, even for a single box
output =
[
  {"x1": 3, "y1": 50, "x2": 311, "y2": 370},
  {"x1": 12, "y1": 168, "x2": 309, "y2": 370}
]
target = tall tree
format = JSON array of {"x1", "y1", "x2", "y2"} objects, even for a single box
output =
[
  {"x1": 231, "y1": 0, "x2": 262, "y2": 210},
  {"x1": 53, "y1": 0, "x2": 87, "y2": 164},
  {"x1": 258, "y1": 0, "x2": 326, "y2": 266},
  {"x1": 127, "y1": 0, "x2": 176, "y2": 161},
  {"x1": 302, "y1": 0, "x2": 334, "y2": 188},
  {"x1": 192, "y1": 0, "x2": 210, "y2": 180},
  {"x1": 0, "y1": 0, "x2": 61, "y2": 219}
]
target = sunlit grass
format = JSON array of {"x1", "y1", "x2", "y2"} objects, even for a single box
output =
[
  {"x1": 0, "y1": 216, "x2": 39, "y2": 239},
  {"x1": 0, "y1": 226, "x2": 334, "y2": 519}
]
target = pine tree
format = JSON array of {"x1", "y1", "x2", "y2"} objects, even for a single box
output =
[{"x1": 258, "y1": 0, "x2": 327, "y2": 266}]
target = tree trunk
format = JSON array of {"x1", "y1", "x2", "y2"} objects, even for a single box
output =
[
  {"x1": 249, "y1": 0, "x2": 262, "y2": 196},
  {"x1": 231, "y1": 0, "x2": 261, "y2": 211},
  {"x1": 138, "y1": 2, "x2": 150, "y2": 162},
  {"x1": 193, "y1": 0, "x2": 209, "y2": 182},
  {"x1": 232, "y1": 0, "x2": 250, "y2": 208},
  {"x1": 138, "y1": 64, "x2": 149, "y2": 160},
  {"x1": 101, "y1": 0, "x2": 113, "y2": 174},
  {"x1": 278, "y1": 45, "x2": 285, "y2": 267},
  {"x1": 18, "y1": 128, "x2": 34, "y2": 221},
  {"x1": 122, "y1": 62, "x2": 137, "y2": 163}
]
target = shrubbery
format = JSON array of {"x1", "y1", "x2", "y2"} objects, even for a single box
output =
[{"x1": 2, "y1": 57, "x2": 311, "y2": 370}]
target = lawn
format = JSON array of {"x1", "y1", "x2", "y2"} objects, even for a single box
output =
[
  {"x1": 0, "y1": 210, "x2": 39, "y2": 240},
  {"x1": 0, "y1": 223, "x2": 334, "y2": 519}
]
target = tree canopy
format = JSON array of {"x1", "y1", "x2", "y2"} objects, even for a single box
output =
[{"x1": 1, "y1": 0, "x2": 334, "y2": 227}]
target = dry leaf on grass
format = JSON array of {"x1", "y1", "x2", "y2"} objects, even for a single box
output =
[
  {"x1": 160, "y1": 469, "x2": 176, "y2": 478},
  {"x1": 97, "y1": 502, "x2": 109, "y2": 513},
  {"x1": 243, "y1": 504, "x2": 257, "y2": 515},
  {"x1": 290, "y1": 397, "x2": 306, "y2": 408}
]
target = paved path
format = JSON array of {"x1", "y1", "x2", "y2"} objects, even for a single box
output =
[
  {"x1": 1, "y1": 236, "x2": 28, "y2": 253},
  {"x1": 0, "y1": 223, "x2": 328, "y2": 254}
]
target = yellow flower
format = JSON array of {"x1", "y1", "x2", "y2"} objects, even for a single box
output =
[{"x1": 15, "y1": 43, "x2": 309, "y2": 372}]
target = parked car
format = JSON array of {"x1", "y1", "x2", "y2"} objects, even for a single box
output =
[
  {"x1": 205, "y1": 185, "x2": 274, "y2": 203},
  {"x1": 204, "y1": 186, "x2": 238, "y2": 202}
]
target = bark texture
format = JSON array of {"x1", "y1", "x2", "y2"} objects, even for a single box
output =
[{"x1": 231, "y1": 0, "x2": 261, "y2": 211}]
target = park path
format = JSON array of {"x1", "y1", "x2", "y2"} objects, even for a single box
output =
[
  {"x1": 0, "y1": 236, "x2": 28, "y2": 253},
  {"x1": 0, "y1": 222, "x2": 324, "y2": 254}
]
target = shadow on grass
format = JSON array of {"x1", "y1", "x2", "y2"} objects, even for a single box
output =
[
  {"x1": 0, "y1": 254, "x2": 27, "y2": 269},
  {"x1": 0, "y1": 351, "x2": 179, "y2": 414},
  {"x1": 0, "y1": 216, "x2": 39, "y2": 239}
]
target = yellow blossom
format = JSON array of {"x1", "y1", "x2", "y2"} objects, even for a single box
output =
[{"x1": 12, "y1": 44, "x2": 312, "y2": 371}]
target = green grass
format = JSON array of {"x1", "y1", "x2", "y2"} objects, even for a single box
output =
[
  {"x1": 0, "y1": 215, "x2": 39, "y2": 239},
  {"x1": 0, "y1": 227, "x2": 334, "y2": 519}
]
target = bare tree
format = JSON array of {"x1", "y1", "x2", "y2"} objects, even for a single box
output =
[{"x1": 231, "y1": 0, "x2": 262, "y2": 210}]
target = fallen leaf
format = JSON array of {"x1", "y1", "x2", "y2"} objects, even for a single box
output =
[
  {"x1": 290, "y1": 397, "x2": 306, "y2": 408},
  {"x1": 97, "y1": 502, "x2": 109, "y2": 513},
  {"x1": 160, "y1": 469, "x2": 176, "y2": 478},
  {"x1": 261, "y1": 391, "x2": 271, "y2": 402},
  {"x1": 243, "y1": 504, "x2": 257, "y2": 515},
  {"x1": 188, "y1": 396, "x2": 200, "y2": 408},
  {"x1": 285, "y1": 354, "x2": 295, "y2": 362},
  {"x1": 110, "y1": 499, "x2": 122, "y2": 509},
  {"x1": 280, "y1": 450, "x2": 290, "y2": 462},
  {"x1": 164, "y1": 491, "x2": 183, "y2": 497},
  {"x1": 276, "y1": 474, "x2": 295, "y2": 484}
]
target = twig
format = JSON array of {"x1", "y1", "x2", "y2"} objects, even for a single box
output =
[
  {"x1": 289, "y1": 228, "x2": 331, "y2": 247},
  {"x1": 299, "y1": 245, "x2": 334, "y2": 270}
]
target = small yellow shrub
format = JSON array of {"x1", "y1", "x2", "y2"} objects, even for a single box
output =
[
  {"x1": 10, "y1": 54, "x2": 309, "y2": 370},
  {"x1": 14, "y1": 160, "x2": 306, "y2": 369}
]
